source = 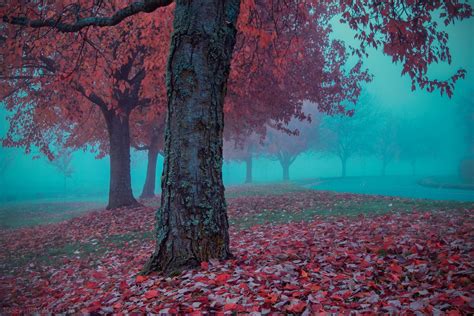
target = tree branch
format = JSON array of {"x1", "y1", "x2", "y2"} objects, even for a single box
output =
[
  {"x1": 74, "y1": 84, "x2": 108, "y2": 112},
  {"x1": 3, "y1": 0, "x2": 173, "y2": 32}
]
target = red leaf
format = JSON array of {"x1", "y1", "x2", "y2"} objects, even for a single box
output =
[
  {"x1": 287, "y1": 299, "x2": 306, "y2": 313},
  {"x1": 144, "y1": 290, "x2": 159, "y2": 299},
  {"x1": 215, "y1": 273, "x2": 231, "y2": 284},
  {"x1": 92, "y1": 271, "x2": 105, "y2": 279},
  {"x1": 224, "y1": 303, "x2": 238, "y2": 311},
  {"x1": 300, "y1": 269, "x2": 309, "y2": 278},
  {"x1": 85, "y1": 281, "x2": 99, "y2": 289},
  {"x1": 390, "y1": 263, "x2": 403, "y2": 274},
  {"x1": 119, "y1": 280, "x2": 128, "y2": 291}
]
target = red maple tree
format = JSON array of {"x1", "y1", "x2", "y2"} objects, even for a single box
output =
[
  {"x1": 1, "y1": 6, "x2": 172, "y2": 209},
  {"x1": 1, "y1": 0, "x2": 471, "y2": 274}
]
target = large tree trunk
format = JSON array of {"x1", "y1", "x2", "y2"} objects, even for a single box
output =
[
  {"x1": 245, "y1": 155, "x2": 253, "y2": 184},
  {"x1": 105, "y1": 111, "x2": 138, "y2": 209},
  {"x1": 140, "y1": 148, "x2": 159, "y2": 198},
  {"x1": 143, "y1": 0, "x2": 240, "y2": 275}
]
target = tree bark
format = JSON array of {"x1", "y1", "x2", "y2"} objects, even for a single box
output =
[
  {"x1": 140, "y1": 148, "x2": 159, "y2": 198},
  {"x1": 105, "y1": 111, "x2": 138, "y2": 209},
  {"x1": 143, "y1": 0, "x2": 240, "y2": 275},
  {"x1": 245, "y1": 155, "x2": 253, "y2": 184}
]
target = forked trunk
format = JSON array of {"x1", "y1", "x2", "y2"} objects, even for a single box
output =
[
  {"x1": 105, "y1": 111, "x2": 138, "y2": 209},
  {"x1": 140, "y1": 148, "x2": 159, "y2": 198},
  {"x1": 143, "y1": 0, "x2": 240, "y2": 275}
]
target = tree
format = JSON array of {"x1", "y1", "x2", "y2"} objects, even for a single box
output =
[
  {"x1": 49, "y1": 146, "x2": 75, "y2": 194},
  {"x1": 224, "y1": 132, "x2": 276, "y2": 184},
  {"x1": 1, "y1": 7, "x2": 172, "y2": 209},
  {"x1": 372, "y1": 113, "x2": 400, "y2": 176},
  {"x1": 224, "y1": 135, "x2": 260, "y2": 184},
  {"x1": 456, "y1": 92, "x2": 474, "y2": 182},
  {"x1": 0, "y1": 149, "x2": 14, "y2": 200},
  {"x1": 264, "y1": 128, "x2": 308, "y2": 182},
  {"x1": 2, "y1": 0, "x2": 472, "y2": 275},
  {"x1": 397, "y1": 120, "x2": 437, "y2": 176},
  {"x1": 321, "y1": 97, "x2": 376, "y2": 177},
  {"x1": 131, "y1": 106, "x2": 166, "y2": 198},
  {"x1": 264, "y1": 104, "x2": 322, "y2": 181},
  {"x1": 224, "y1": 3, "x2": 371, "y2": 183}
]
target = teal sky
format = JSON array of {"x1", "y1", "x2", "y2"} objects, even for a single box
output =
[{"x1": 0, "y1": 13, "x2": 473, "y2": 202}]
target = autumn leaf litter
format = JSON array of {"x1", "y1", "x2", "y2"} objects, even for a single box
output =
[{"x1": 0, "y1": 189, "x2": 473, "y2": 314}]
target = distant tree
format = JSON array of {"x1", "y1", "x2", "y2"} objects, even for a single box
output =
[
  {"x1": 0, "y1": 150, "x2": 13, "y2": 177},
  {"x1": 49, "y1": 147, "x2": 74, "y2": 194},
  {"x1": 456, "y1": 92, "x2": 474, "y2": 182},
  {"x1": 223, "y1": 2, "x2": 370, "y2": 184},
  {"x1": 321, "y1": 97, "x2": 376, "y2": 177},
  {"x1": 264, "y1": 107, "x2": 321, "y2": 181},
  {"x1": 131, "y1": 107, "x2": 166, "y2": 198},
  {"x1": 397, "y1": 120, "x2": 437, "y2": 176},
  {"x1": 0, "y1": 149, "x2": 14, "y2": 200},
  {"x1": 224, "y1": 134, "x2": 261, "y2": 184},
  {"x1": 458, "y1": 93, "x2": 474, "y2": 156},
  {"x1": 372, "y1": 113, "x2": 400, "y2": 176}
]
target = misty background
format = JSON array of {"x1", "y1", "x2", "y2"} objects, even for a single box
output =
[{"x1": 0, "y1": 15, "x2": 473, "y2": 203}]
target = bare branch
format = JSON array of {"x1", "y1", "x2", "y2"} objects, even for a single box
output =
[
  {"x1": 3, "y1": 0, "x2": 173, "y2": 32},
  {"x1": 74, "y1": 84, "x2": 108, "y2": 111}
]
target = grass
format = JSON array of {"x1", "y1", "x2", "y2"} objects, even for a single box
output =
[
  {"x1": 0, "y1": 200, "x2": 104, "y2": 229},
  {"x1": 230, "y1": 198, "x2": 473, "y2": 229},
  {"x1": 224, "y1": 182, "x2": 309, "y2": 198},
  {"x1": 0, "y1": 183, "x2": 306, "y2": 229},
  {"x1": 1, "y1": 230, "x2": 154, "y2": 273},
  {"x1": 1, "y1": 182, "x2": 472, "y2": 274}
]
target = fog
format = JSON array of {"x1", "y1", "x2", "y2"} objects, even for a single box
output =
[
  {"x1": 1, "y1": 15, "x2": 473, "y2": 204},
  {"x1": 2, "y1": 2, "x2": 474, "y2": 314}
]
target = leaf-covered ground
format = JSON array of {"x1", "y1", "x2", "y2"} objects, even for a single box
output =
[
  {"x1": 0, "y1": 200, "x2": 104, "y2": 229},
  {"x1": 0, "y1": 185, "x2": 473, "y2": 314}
]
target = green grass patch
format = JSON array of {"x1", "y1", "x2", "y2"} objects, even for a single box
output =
[
  {"x1": 230, "y1": 198, "x2": 472, "y2": 229},
  {"x1": 225, "y1": 182, "x2": 309, "y2": 198},
  {"x1": 0, "y1": 201, "x2": 104, "y2": 229}
]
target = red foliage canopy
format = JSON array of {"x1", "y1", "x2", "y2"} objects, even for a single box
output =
[
  {"x1": 1, "y1": 0, "x2": 471, "y2": 156},
  {"x1": 0, "y1": 3, "x2": 172, "y2": 159}
]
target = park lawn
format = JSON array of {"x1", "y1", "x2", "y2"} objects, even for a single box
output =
[
  {"x1": 0, "y1": 200, "x2": 104, "y2": 229},
  {"x1": 0, "y1": 184, "x2": 472, "y2": 314}
]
